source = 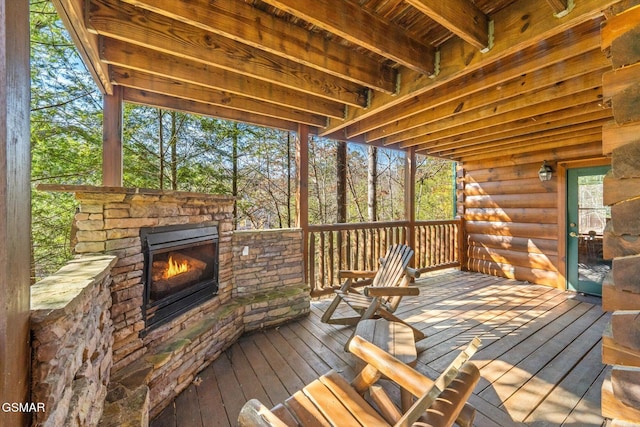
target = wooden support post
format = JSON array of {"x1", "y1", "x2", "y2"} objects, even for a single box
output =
[
  {"x1": 103, "y1": 85, "x2": 123, "y2": 186},
  {"x1": 297, "y1": 124, "x2": 309, "y2": 282},
  {"x1": 405, "y1": 147, "x2": 416, "y2": 264},
  {"x1": 0, "y1": 1, "x2": 31, "y2": 425}
]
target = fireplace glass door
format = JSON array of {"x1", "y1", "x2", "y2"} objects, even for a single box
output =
[{"x1": 142, "y1": 224, "x2": 219, "y2": 331}]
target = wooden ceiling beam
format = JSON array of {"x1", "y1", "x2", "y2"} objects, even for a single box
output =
[
  {"x1": 51, "y1": 0, "x2": 111, "y2": 94},
  {"x1": 122, "y1": 88, "x2": 301, "y2": 132},
  {"x1": 362, "y1": 52, "x2": 609, "y2": 143},
  {"x1": 259, "y1": 0, "x2": 436, "y2": 76},
  {"x1": 386, "y1": 70, "x2": 604, "y2": 146},
  {"x1": 405, "y1": 0, "x2": 489, "y2": 50},
  {"x1": 320, "y1": 0, "x2": 620, "y2": 137},
  {"x1": 351, "y1": 41, "x2": 607, "y2": 140},
  {"x1": 118, "y1": 0, "x2": 397, "y2": 94},
  {"x1": 100, "y1": 39, "x2": 345, "y2": 119},
  {"x1": 87, "y1": 0, "x2": 368, "y2": 108},
  {"x1": 110, "y1": 67, "x2": 327, "y2": 127}
]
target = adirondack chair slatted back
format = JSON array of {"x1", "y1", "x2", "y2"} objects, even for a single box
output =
[{"x1": 372, "y1": 244, "x2": 414, "y2": 311}]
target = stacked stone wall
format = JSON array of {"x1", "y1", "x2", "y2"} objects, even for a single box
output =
[
  {"x1": 232, "y1": 229, "x2": 310, "y2": 331},
  {"x1": 30, "y1": 255, "x2": 118, "y2": 427}
]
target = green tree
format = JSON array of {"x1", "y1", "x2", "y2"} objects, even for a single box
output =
[{"x1": 30, "y1": 0, "x2": 103, "y2": 280}]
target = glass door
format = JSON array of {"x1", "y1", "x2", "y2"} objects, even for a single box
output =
[{"x1": 566, "y1": 166, "x2": 611, "y2": 296}]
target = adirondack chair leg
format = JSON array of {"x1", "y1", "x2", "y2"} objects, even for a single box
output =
[
  {"x1": 376, "y1": 309, "x2": 426, "y2": 342},
  {"x1": 320, "y1": 293, "x2": 343, "y2": 324}
]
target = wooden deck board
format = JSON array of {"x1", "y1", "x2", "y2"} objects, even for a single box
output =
[{"x1": 150, "y1": 269, "x2": 611, "y2": 427}]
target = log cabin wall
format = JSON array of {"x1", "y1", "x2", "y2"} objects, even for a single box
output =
[
  {"x1": 600, "y1": 4, "x2": 640, "y2": 424},
  {"x1": 459, "y1": 142, "x2": 604, "y2": 289}
]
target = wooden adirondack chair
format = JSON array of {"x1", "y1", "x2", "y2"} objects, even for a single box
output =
[
  {"x1": 321, "y1": 244, "x2": 425, "y2": 348},
  {"x1": 237, "y1": 335, "x2": 482, "y2": 427}
]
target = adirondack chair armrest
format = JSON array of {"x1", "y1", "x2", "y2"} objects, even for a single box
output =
[
  {"x1": 338, "y1": 269, "x2": 377, "y2": 280},
  {"x1": 350, "y1": 335, "x2": 433, "y2": 397},
  {"x1": 406, "y1": 266, "x2": 421, "y2": 279},
  {"x1": 364, "y1": 286, "x2": 420, "y2": 297},
  {"x1": 238, "y1": 399, "x2": 288, "y2": 427}
]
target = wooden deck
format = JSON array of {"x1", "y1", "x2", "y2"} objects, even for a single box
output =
[{"x1": 151, "y1": 269, "x2": 610, "y2": 427}]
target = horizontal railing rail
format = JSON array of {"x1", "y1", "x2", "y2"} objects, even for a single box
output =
[{"x1": 307, "y1": 219, "x2": 461, "y2": 297}]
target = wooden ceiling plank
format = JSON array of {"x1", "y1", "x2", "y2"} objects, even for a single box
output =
[
  {"x1": 435, "y1": 121, "x2": 608, "y2": 157},
  {"x1": 362, "y1": 52, "x2": 609, "y2": 143},
  {"x1": 87, "y1": 0, "x2": 368, "y2": 108},
  {"x1": 455, "y1": 132, "x2": 602, "y2": 162},
  {"x1": 402, "y1": 90, "x2": 605, "y2": 150},
  {"x1": 100, "y1": 39, "x2": 345, "y2": 119},
  {"x1": 320, "y1": 0, "x2": 621, "y2": 137},
  {"x1": 259, "y1": 0, "x2": 436, "y2": 76},
  {"x1": 122, "y1": 87, "x2": 301, "y2": 132},
  {"x1": 110, "y1": 67, "x2": 327, "y2": 127},
  {"x1": 427, "y1": 109, "x2": 612, "y2": 153},
  {"x1": 404, "y1": 0, "x2": 489, "y2": 50},
  {"x1": 52, "y1": 0, "x2": 111, "y2": 94},
  {"x1": 412, "y1": 102, "x2": 606, "y2": 151},
  {"x1": 386, "y1": 70, "x2": 604, "y2": 146},
  {"x1": 118, "y1": 0, "x2": 397, "y2": 94}
]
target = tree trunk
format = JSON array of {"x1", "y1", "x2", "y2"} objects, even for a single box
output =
[
  {"x1": 368, "y1": 146, "x2": 377, "y2": 222},
  {"x1": 170, "y1": 111, "x2": 177, "y2": 190},
  {"x1": 337, "y1": 141, "x2": 347, "y2": 223},
  {"x1": 232, "y1": 123, "x2": 239, "y2": 229}
]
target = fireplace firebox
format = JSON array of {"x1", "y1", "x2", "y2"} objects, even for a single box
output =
[{"x1": 141, "y1": 223, "x2": 219, "y2": 333}]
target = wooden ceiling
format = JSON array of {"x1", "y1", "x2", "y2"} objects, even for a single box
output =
[{"x1": 53, "y1": 0, "x2": 622, "y2": 162}]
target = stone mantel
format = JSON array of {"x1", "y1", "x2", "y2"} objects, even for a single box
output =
[{"x1": 36, "y1": 183, "x2": 236, "y2": 203}]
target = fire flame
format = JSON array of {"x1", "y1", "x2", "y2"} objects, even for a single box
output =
[{"x1": 166, "y1": 256, "x2": 189, "y2": 278}]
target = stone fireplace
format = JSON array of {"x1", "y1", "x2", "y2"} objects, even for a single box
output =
[{"x1": 31, "y1": 184, "x2": 311, "y2": 424}]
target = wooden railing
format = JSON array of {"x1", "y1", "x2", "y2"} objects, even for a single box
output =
[{"x1": 307, "y1": 219, "x2": 462, "y2": 296}]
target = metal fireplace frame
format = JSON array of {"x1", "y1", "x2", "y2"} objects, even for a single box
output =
[{"x1": 140, "y1": 222, "x2": 219, "y2": 334}]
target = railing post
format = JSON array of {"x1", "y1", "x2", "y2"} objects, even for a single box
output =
[{"x1": 458, "y1": 217, "x2": 468, "y2": 271}]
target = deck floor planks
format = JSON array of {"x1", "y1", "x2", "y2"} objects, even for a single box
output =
[
  {"x1": 237, "y1": 338, "x2": 291, "y2": 406},
  {"x1": 174, "y1": 385, "x2": 203, "y2": 427},
  {"x1": 524, "y1": 340, "x2": 607, "y2": 426},
  {"x1": 416, "y1": 285, "x2": 555, "y2": 365},
  {"x1": 277, "y1": 324, "x2": 332, "y2": 376},
  {"x1": 150, "y1": 270, "x2": 610, "y2": 427},
  {"x1": 195, "y1": 364, "x2": 231, "y2": 427},
  {"x1": 562, "y1": 365, "x2": 609, "y2": 427},
  {"x1": 227, "y1": 339, "x2": 273, "y2": 407},
  {"x1": 210, "y1": 351, "x2": 247, "y2": 426},
  {"x1": 481, "y1": 303, "x2": 606, "y2": 410},
  {"x1": 476, "y1": 302, "x2": 594, "y2": 403},
  {"x1": 502, "y1": 313, "x2": 609, "y2": 421},
  {"x1": 251, "y1": 332, "x2": 308, "y2": 394}
]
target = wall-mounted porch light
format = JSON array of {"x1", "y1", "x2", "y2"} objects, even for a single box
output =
[{"x1": 538, "y1": 160, "x2": 553, "y2": 182}]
